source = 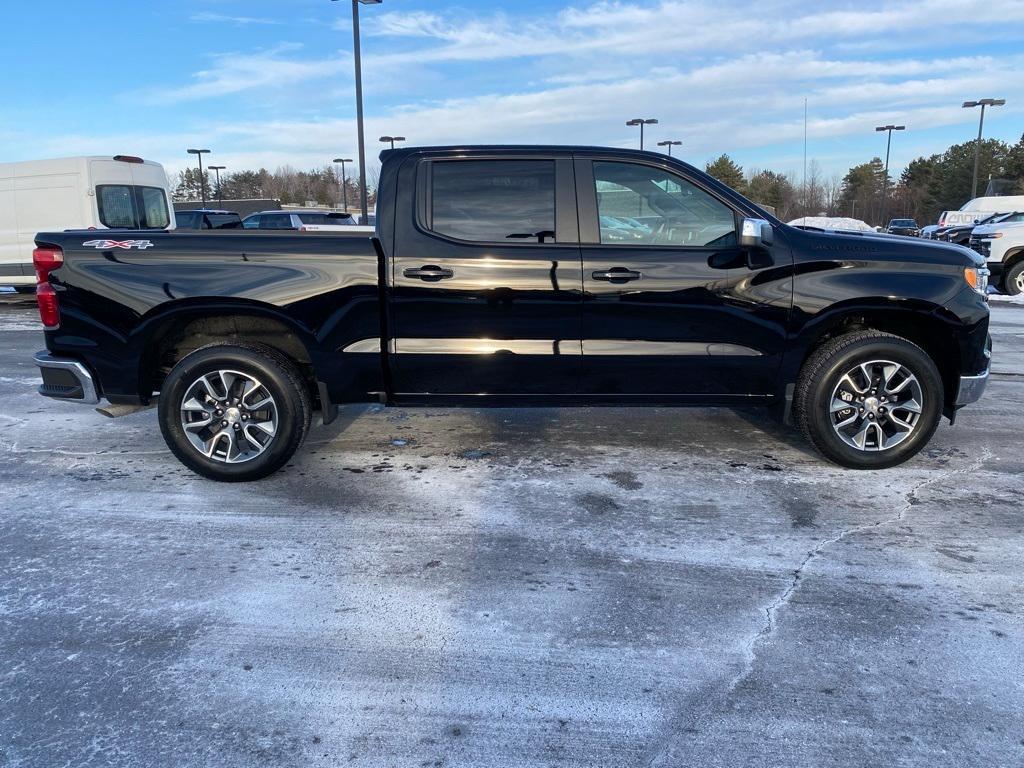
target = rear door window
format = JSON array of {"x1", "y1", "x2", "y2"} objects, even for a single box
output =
[
  {"x1": 259, "y1": 214, "x2": 293, "y2": 230},
  {"x1": 97, "y1": 185, "x2": 170, "y2": 229},
  {"x1": 429, "y1": 160, "x2": 556, "y2": 243}
]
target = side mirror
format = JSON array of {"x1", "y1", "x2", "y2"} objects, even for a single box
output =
[{"x1": 740, "y1": 218, "x2": 773, "y2": 248}]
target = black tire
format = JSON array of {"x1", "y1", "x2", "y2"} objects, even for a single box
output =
[
  {"x1": 1002, "y1": 260, "x2": 1024, "y2": 296},
  {"x1": 794, "y1": 331, "x2": 943, "y2": 469},
  {"x1": 158, "y1": 343, "x2": 312, "y2": 481}
]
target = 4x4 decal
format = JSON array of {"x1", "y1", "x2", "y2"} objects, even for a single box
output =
[{"x1": 82, "y1": 239, "x2": 154, "y2": 250}]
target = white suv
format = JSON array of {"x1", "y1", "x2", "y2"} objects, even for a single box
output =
[{"x1": 970, "y1": 214, "x2": 1024, "y2": 295}]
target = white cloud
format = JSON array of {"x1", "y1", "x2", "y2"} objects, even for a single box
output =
[{"x1": 190, "y1": 12, "x2": 281, "y2": 26}]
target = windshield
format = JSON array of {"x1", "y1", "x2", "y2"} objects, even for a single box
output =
[{"x1": 889, "y1": 219, "x2": 916, "y2": 227}]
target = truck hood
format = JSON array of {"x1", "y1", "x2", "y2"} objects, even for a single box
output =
[
  {"x1": 972, "y1": 221, "x2": 1024, "y2": 237},
  {"x1": 786, "y1": 224, "x2": 984, "y2": 267}
]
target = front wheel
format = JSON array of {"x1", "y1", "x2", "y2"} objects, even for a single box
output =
[
  {"x1": 1002, "y1": 261, "x2": 1024, "y2": 296},
  {"x1": 794, "y1": 331, "x2": 943, "y2": 469},
  {"x1": 158, "y1": 343, "x2": 312, "y2": 481}
]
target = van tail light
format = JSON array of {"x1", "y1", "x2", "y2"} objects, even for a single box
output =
[{"x1": 32, "y1": 246, "x2": 63, "y2": 328}]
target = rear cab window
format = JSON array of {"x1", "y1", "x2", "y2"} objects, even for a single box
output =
[{"x1": 97, "y1": 185, "x2": 170, "y2": 229}]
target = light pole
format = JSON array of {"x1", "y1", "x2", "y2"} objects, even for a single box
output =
[
  {"x1": 186, "y1": 148, "x2": 210, "y2": 207},
  {"x1": 626, "y1": 118, "x2": 658, "y2": 150},
  {"x1": 379, "y1": 135, "x2": 405, "y2": 150},
  {"x1": 333, "y1": 157, "x2": 353, "y2": 212},
  {"x1": 333, "y1": 0, "x2": 382, "y2": 222},
  {"x1": 962, "y1": 98, "x2": 1006, "y2": 199},
  {"x1": 208, "y1": 165, "x2": 226, "y2": 205},
  {"x1": 874, "y1": 125, "x2": 904, "y2": 226},
  {"x1": 657, "y1": 140, "x2": 681, "y2": 157}
]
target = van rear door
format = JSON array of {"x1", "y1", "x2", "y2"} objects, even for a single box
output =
[{"x1": 89, "y1": 158, "x2": 174, "y2": 230}]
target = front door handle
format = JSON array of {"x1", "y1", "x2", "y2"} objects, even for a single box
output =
[
  {"x1": 404, "y1": 265, "x2": 454, "y2": 282},
  {"x1": 592, "y1": 268, "x2": 641, "y2": 283}
]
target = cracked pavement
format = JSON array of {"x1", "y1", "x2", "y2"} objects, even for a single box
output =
[{"x1": 1, "y1": 297, "x2": 1022, "y2": 768}]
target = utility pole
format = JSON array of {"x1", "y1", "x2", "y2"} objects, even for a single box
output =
[
  {"x1": 657, "y1": 140, "x2": 682, "y2": 157},
  {"x1": 333, "y1": 158, "x2": 353, "y2": 212},
  {"x1": 186, "y1": 148, "x2": 210, "y2": 207},
  {"x1": 875, "y1": 124, "x2": 905, "y2": 226},
  {"x1": 962, "y1": 99, "x2": 1005, "y2": 199},
  {"x1": 626, "y1": 118, "x2": 658, "y2": 150}
]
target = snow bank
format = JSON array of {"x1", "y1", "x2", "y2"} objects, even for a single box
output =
[{"x1": 787, "y1": 216, "x2": 875, "y2": 232}]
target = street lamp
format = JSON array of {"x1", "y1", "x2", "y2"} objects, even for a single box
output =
[
  {"x1": 332, "y1": 0, "x2": 382, "y2": 223},
  {"x1": 626, "y1": 118, "x2": 658, "y2": 150},
  {"x1": 379, "y1": 135, "x2": 406, "y2": 150},
  {"x1": 208, "y1": 165, "x2": 226, "y2": 205},
  {"x1": 962, "y1": 98, "x2": 1006, "y2": 199},
  {"x1": 657, "y1": 139, "x2": 682, "y2": 157},
  {"x1": 874, "y1": 125, "x2": 904, "y2": 226},
  {"x1": 333, "y1": 157, "x2": 353, "y2": 212},
  {"x1": 186, "y1": 148, "x2": 210, "y2": 207}
]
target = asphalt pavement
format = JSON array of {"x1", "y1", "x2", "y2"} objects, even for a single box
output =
[{"x1": 1, "y1": 296, "x2": 1022, "y2": 768}]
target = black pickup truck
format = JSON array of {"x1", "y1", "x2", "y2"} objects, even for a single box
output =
[{"x1": 32, "y1": 146, "x2": 991, "y2": 481}]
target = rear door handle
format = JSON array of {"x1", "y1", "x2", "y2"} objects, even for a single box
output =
[
  {"x1": 404, "y1": 265, "x2": 454, "y2": 282},
  {"x1": 592, "y1": 268, "x2": 641, "y2": 283}
]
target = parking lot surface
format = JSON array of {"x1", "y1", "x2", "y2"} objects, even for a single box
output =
[{"x1": 1, "y1": 297, "x2": 1022, "y2": 768}]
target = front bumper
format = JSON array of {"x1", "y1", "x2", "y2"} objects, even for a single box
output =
[
  {"x1": 34, "y1": 351, "x2": 100, "y2": 404},
  {"x1": 955, "y1": 368, "x2": 989, "y2": 407}
]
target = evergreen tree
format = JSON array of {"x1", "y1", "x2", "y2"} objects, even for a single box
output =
[{"x1": 705, "y1": 154, "x2": 746, "y2": 195}]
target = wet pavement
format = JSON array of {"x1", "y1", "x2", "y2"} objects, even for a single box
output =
[{"x1": 1, "y1": 299, "x2": 1022, "y2": 767}]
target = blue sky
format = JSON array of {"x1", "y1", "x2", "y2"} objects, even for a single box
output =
[{"x1": 2, "y1": 0, "x2": 1022, "y2": 181}]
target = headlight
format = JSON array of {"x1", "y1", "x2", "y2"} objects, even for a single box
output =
[
  {"x1": 964, "y1": 267, "x2": 989, "y2": 295},
  {"x1": 988, "y1": 232, "x2": 1003, "y2": 239}
]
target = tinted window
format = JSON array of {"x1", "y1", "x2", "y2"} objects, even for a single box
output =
[
  {"x1": 593, "y1": 163, "x2": 735, "y2": 247},
  {"x1": 97, "y1": 185, "x2": 169, "y2": 229},
  {"x1": 207, "y1": 214, "x2": 241, "y2": 229},
  {"x1": 175, "y1": 212, "x2": 199, "y2": 229},
  {"x1": 260, "y1": 214, "x2": 293, "y2": 230},
  {"x1": 431, "y1": 160, "x2": 556, "y2": 243},
  {"x1": 242, "y1": 215, "x2": 260, "y2": 229},
  {"x1": 297, "y1": 212, "x2": 352, "y2": 225}
]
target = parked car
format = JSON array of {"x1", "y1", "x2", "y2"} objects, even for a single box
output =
[
  {"x1": 942, "y1": 195, "x2": 1024, "y2": 227},
  {"x1": 969, "y1": 217, "x2": 1024, "y2": 295},
  {"x1": 0, "y1": 155, "x2": 173, "y2": 289},
  {"x1": 241, "y1": 210, "x2": 355, "y2": 230},
  {"x1": 32, "y1": 145, "x2": 990, "y2": 480},
  {"x1": 886, "y1": 219, "x2": 920, "y2": 237},
  {"x1": 920, "y1": 224, "x2": 941, "y2": 239},
  {"x1": 942, "y1": 211, "x2": 1024, "y2": 246},
  {"x1": 175, "y1": 209, "x2": 242, "y2": 230}
]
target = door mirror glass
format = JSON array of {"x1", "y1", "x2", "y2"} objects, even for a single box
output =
[
  {"x1": 740, "y1": 218, "x2": 773, "y2": 248},
  {"x1": 593, "y1": 161, "x2": 737, "y2": 247}
]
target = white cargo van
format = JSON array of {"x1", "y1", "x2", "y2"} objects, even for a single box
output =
[
  {"x1": 0, "y1": 155, "x2": 174, "y2": 288},
  {"x1": 942, "y1": 195, "x2": 1024, "y2": 227}
]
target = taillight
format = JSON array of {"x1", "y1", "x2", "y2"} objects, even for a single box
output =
[{"x1": 32, "y1": 246, "x2": 63, "y2": 328}]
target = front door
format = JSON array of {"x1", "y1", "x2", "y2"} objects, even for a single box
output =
[
  {"x1": 576, "y1": 158, "x2": 788, "y2": 396},
  {"x1": 389, "y1": 156, "x2": 583, "y2": 395}
]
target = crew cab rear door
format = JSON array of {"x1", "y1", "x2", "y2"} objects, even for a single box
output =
[
  {"x1": 575, "y1": 156, "x2": 789, "y2": 396},
  {"x1": 389, "y1": 154, "x2": 582, "y2": 395}
]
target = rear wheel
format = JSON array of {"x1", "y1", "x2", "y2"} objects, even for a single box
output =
[
  {"x1": 1002, "y1": 260, "x2": 1024, "y2": 296},
  {"x1": 158, "y1": 343, "x2": 312, "y2": 481},
  {"x1": 794, "y1": 331, "x2": 943, "y2": 469}
]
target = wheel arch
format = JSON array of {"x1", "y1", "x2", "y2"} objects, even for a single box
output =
[
  {"x1": 133, "y1": 299, "x2": 322, "y2": 403},
  {"x1": 786, "y1": 300, "x2": 962, "y2": 411}
]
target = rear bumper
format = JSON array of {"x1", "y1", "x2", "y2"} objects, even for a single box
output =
[{"x1": 34, "y1": 351, "x2": 100, "y2": 404}]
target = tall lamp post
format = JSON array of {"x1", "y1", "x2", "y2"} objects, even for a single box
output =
[
  {"x1": 208, "y1": 165, "x2": 226, "y2": 205},
  {"x1": 186, "y1": 148, "x2": 210, "y2": 207},
  {"x1": 333, "y1": 157, "x2": 353, "y2": 212},
  {"x1": 379, "y1": 135, "x2": 405, "y2": 150},
  {"x1": 333, "y1": 0, "x2": 382, "y2": 222},
  {"x1": 962, "y1": 98, "x2": 1005, "y2": 199},
  {"x1": 657, "y1": 139, "x2": 681, "y2": 157},
  {"x1": 626, "y1": 118, "x2": 658, "y2": 150},
  {"x1": 874, "y1": 125, "x2": 904, "y2": 226}
]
